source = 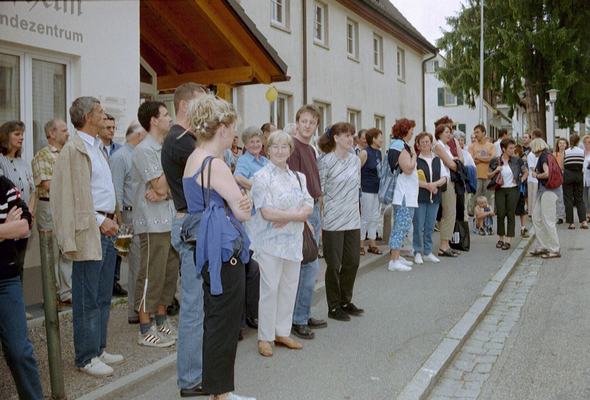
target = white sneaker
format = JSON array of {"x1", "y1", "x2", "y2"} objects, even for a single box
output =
[
  {"x1": 138, "y1": 325, "x2": 175, "y2": 348},
  {"x1": 78, "y1": 357, "x2": 114, "y2": 377},
  {"x1": 399, "y1": 256, "x2": 414, "y2": 266},
  {"x1": 99, "y1": 350, "x2": 124, "y2": 365},
  {"x1": 388, "y1": 260, "x2": 412, "y2": 272},
  {"x1": 228, "y1": 393, "x2": 256, "y2": 400},
  {"x1": 414, "y1": 253, "x2": 424, "y2": 265},
  {"x1": 157, "y1": 320, "x2": 178, "y2": 340},
  {"x1": 423, "y1": 253, "x2": 441, "y2": 263}
]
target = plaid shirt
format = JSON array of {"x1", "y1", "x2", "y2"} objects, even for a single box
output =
[{"x1": 31, "y1": 145, "x2": 60, "y2": 199}]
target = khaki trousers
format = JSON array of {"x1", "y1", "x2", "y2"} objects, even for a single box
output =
[
  {"x1": 440, "y1": 181, "x2": 457, "y2": 242},
  {"x1": 527, "y1": 181, "x2": 538, "y2": 216},
  {"x1": 532, "y1": 191, "x2": 560, "y2": 253}
]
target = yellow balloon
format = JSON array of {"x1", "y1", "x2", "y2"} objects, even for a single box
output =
[{"x1": 265, "y1": 86, "x2": 278, "y2": 103}]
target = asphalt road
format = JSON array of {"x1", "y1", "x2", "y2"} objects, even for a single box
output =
[{"x1": 110, "y1": 231, "x2": 516, "y2": 400}]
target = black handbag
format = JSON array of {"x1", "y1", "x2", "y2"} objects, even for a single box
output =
[
  {"x1": 294, "y1": 172, "x2": 319, "y2": 264},
  {"x1": 450, "y1": 220, "x2": 470, "y2": 252}
]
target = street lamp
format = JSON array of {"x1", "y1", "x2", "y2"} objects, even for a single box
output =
[{"x1": 547, "y1": 89, "x2": 558, "y2": 144}]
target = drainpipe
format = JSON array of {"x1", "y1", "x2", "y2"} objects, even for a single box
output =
[
  {"x1": 302, "y1": 0, "x2": 308, "y2": 104},
  {"x1": 422, "y1": 52, "x2": 438, "y2": 131}
]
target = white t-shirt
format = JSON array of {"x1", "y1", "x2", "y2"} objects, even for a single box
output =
[
  {"x1": 494, "y1": 139, "x2": 502, "y2": 157},
  {"x1": 527, "y1": 152, "x2": 538, "y2": 183},
  {"x1": 500, "y1": 164, "x2": 516, "y2": 188},
  {"x1": 435, "y1": 140, "x2": 453, "y2": 179}
]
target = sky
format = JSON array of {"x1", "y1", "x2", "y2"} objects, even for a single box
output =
[{"x1": 390, "y1": 0, "x2": 466, "y2": 46}]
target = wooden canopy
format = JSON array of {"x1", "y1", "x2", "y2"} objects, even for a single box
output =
[{"x1": 140, "y1": 0, "x2": 289, "y2": 91}]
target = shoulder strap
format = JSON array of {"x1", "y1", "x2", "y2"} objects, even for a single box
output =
[{"x1": 200, "y1": 156, "x2": 214, "y2": 207}]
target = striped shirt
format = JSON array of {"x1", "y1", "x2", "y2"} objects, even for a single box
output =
[
  {"x1": 318, "y1": 151, "x2": 361, "y2": 231},
  {"x1": 0, "y1": 155, "x2": 35, "y2": 205},
  {"x1": 564, "y1": 146, "x2": 585, "y2": 171}
]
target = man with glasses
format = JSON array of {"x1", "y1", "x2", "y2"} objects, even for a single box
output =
[{"x1": 99, "y1": 113, "x2": 121, "y2": 159}]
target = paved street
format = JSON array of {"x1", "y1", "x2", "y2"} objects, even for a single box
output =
[{"x1": 102, "y1": 231, "x2": 516, "y2": 400}]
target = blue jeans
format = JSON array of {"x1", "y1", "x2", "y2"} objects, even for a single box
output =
[
  {"x1": 172, "y1": 215, "x2": 204, "y2": 390},
  {"x1": 71, "y1": 234, "x2": 117, "y2": 368},
  {"x1": 0, "y1": 276, "x2": 43, "y2": 399},
  {"x1": 293, "y1": 202, "x2": 321, "y2": 326},
  {"x1": 412, "y1": 202, "x2": 439, "y2": 255}
]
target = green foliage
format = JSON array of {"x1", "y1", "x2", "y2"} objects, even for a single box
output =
[{"x1": 436, "y1": 0, "x2": 590, "y2": 128}]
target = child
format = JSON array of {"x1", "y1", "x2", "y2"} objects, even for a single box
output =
[{"x1": 474, "y1": 196, "x2": 494, "y2": 235}]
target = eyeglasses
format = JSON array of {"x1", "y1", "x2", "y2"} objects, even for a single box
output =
[{"x1": 269, "y1": 144, "x2": 290, "y2": 151}]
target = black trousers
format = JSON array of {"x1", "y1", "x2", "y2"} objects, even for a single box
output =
[
  {"x1": 455, "y1": 192, "x2": 466, "y2": 222},
  {"x1": 495, "y1": 187, "x2": 519, "y2": 237},
  {"x1": 563, "y1": 169, "x2": 586, "y2": 224},
  {"x1": 322, "y1": 229, "x2": 361, "y2": 310},
  {"x1": 202, "y1": 259, "x2": 245, "y2": 395},
  {"x1": 244, "y1": 251, "x2": 259, "y2": 320}
]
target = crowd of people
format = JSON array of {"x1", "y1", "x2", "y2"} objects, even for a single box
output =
[{"x1": 0, "y1": 80, "x2": 589, "y2": 399}]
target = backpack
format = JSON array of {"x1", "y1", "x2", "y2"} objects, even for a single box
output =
[
  {"x1": 378, "y1": 150, "x2": 400, "y2": 204},
  {"x1": 545, "y1": 153, "x2": 563, "y2": 189}
]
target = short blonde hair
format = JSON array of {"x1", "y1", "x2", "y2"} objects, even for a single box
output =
[
  {"x1": 530, "y1": 138, "x2": 549, "y2": 153},
  {"x1": 582, "y1": 134, "x2": 590, "y2": 144},
  {"x1": 476, "y1": 196, "x2": 488, "y2": 207},
  {"x1": 266, "y1": 130, "x2": 294, "y2": 155},
  {"x1": 187, "y1": 94, "x2": 237, "y2": 142}
]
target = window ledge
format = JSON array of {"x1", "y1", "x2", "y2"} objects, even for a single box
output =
[
  {"x1": 347, "y1": 54, "x2": 360, "y2": 63},
  {"x1": 271, "y1": 21, "x2": 291, "y2": 34},
  {"x1": 374, "y1": 66, "x2": 384, "y2": 74},
  {"x1": 313, "y1": 40, "x2": 330, "y2": 50},
  {"x1": 397, "y1": 77, "x2": 406, "y2": 84}
]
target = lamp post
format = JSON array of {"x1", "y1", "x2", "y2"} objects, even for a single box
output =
[{"x1": 547, "y1": 89, "x2": 558, "y2": 144}]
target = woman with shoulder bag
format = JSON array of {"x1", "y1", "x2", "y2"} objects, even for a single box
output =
[{"x1": 248, "y1": 131, "x2": 313, "y2": 357}]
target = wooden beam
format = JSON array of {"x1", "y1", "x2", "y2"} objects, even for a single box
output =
[
  {"x1": 196, "y1": 0, "x2": 273, "y2": 83},
  {"x1": 157, "y1": 66, "x2": 254, "y2": 91},
  {"x1": 216, "y1": 84, "x2": 232, "y2": 102}
]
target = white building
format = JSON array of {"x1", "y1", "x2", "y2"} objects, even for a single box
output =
[{"x1": 234, "y1": 0, "x2": 436, "y2": 145}]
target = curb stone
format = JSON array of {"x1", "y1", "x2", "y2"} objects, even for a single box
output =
[
  {"x1": 397, "y1": 234, "x2": 535, "y2": 400},
  {"x1": 76, "y1": 252, "x2": 388, "y2": 400}
]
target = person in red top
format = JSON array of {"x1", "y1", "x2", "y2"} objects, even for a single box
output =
[{"x1": 287, "y1": 105, "x2": 327, "y2": 339}]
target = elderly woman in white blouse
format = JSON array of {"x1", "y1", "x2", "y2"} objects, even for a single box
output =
[{"x1": 249, "y1": 130, "x2": 313, "y2": 357}]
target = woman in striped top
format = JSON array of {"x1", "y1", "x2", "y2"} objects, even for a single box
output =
[
  {"x1": 317, "y1": 122, "x2": 363, "y2": 322},
  {"x1": 563, "y1": 134, "x2": 588, "y2": 229}
]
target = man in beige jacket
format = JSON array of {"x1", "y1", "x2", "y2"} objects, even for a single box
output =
[{"x1": 51, "y1": 97, "x2": 123, "y2": 377}]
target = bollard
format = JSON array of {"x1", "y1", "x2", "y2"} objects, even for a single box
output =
[{"x1": 38, "y1": 231, "x2": 66, "y2": 400}]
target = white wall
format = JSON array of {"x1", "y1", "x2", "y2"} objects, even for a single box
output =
[{"x1": 236, "y1": 0, "x2": 428, "y2": 142}]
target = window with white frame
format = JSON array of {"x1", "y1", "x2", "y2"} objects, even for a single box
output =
[
  {"x1": 396, "y1": 47, "x2": 406, "y2": 81},
  {"x1": 437, "y1": 87, "x2": 464, "y2": 107},
  {"x1": 346, "y1": 18, "x2": 359, "y2": 60},
  {"x1": 0, "y1": 49, "x2": 70, "y2": 160},
  {"x1": 270, "y1": 92, "x2": 291, "y2": 129},
  {"x1": 271, "y1": 0, "x2": 289, "y2": 30},
  {"x1": 313, "y1": 101, "x2": 331, "y2": 136},
  {"x1": 373, "y1": 33, "x2": 383, "y2": 71},
  {"x1": 374, "y1": 114, "x2": 385, "y2": 133},
  {"x1": 314, "y1": 1, "x2": 328, "y2": 46},
  {"x1": 347, "y1": 108, "x2": 361, "y2": 130}
]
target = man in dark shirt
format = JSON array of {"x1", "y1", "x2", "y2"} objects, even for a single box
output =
[
  {"x1": 288, "y1": 104, "x2": 327, "y2": 340},
  {"x1": 161, "y1": 82, "x2": 207, "y2": 397}
]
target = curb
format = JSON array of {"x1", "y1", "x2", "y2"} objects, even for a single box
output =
[
  {"x1": 397, "y1": 234, "x2": 535, "y2": 400},
  {"x1": 77, "y1": 252, "x2": 388, "y2": 400}
]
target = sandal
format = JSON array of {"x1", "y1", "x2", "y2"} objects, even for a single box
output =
[
  {"x1": 529, "y1": 248, "x2": 549, "y2": 256},
  {"x1": 581, "y1": 223, "x2": 589, "y2": 230},
  {"x1": 360, "y1": 247, "x2": 366, "y2": 256},
  {"x1": 541, "y1": 251, "x2": 561, "y2": 259},
  {"x1": 501, "y1": 242, "x2": 511, "y2": 250},
  {"x1": 367, "y1": 246, "x2": 383, "y2": 255},
  {"x1": 568, "y1": 224, "x2": 576, "y2": 230},
  {"x1": 496, "y1": 240, "x2": 504, "y2": 249},
  {"x1": 438, "y1": 248, "x2": 458, "y2": 257}
]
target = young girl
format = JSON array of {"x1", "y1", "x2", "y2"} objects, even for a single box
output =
[{"x1": 474, "y1": 196, "x2": 494, "y2": 235}]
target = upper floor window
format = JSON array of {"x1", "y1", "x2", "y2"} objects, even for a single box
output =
[
  {"x1": 373, "y1": 33, "x2": 384, "y2": 72},
  {"x1": 396, "y1": 47, "x2": 406, "y2": 81},
  {"x1": 347, "y1": 108, "x2": 361, "y2": 130},
  {"x1": 437, "y1": 87, "x2": 464, "y2": 107},
  {"x1": 314, "y1": 1, "x2": 329, "y2": 47},
  {"x1": 346, "y1": 18, "x2": 359, "y2": 60},
  {"x1": 271, "y1": 0, "x2": 290, "y2": 30}
]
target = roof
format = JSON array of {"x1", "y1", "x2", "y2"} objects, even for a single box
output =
[{"x1": 339, "y1": 0, "x2": 437, "y2": 54}]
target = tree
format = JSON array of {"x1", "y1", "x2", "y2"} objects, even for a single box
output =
[{"x1": 436, "y1": 0, "x2": 590, "y2": 138}]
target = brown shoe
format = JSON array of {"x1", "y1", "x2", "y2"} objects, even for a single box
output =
[
  {"x1": 274, "y1": 336, "x2": 303, "y2": 350},
  {"x1": 258, "y1": 340, "x2": 273, "y2": 357}
]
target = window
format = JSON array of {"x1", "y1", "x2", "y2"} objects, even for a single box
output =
[
  {"x1": 437, "y1": 87, "x2": 464, "y2": 107},
  {"x1": 0, "y1": 49, "x2": 71, "y2": 161},
  {"x1": 434, "y1": 60, "x2": 439, "y2": 71},
  {"x1": 313, "y1": 101, "x2": 331, "y2": 136},
  {"x1": 373, "y1": 34, "x2": 383, "y2": 71},
  {"x1": 457, "y1": 123, "x2": 466, "y2": 134},
  {"x1": 270, "y1": 92, "x2": 292, "y2": 129},
  {"x1": 396, "y1": 47, "x2": 406, "y2": 81},
  {"x1": 271, "y1": 0, "x2": 290, "y2": 30},
  {"x1": 374, "y1": 115, "x2": 385, "y2": 132},
  {"x1": 346, "y1": 18, "x2": 359, "y2": 60},
  {"x1": 314, "y1": 2, "x2": 328, "y2": 46},
  {"x1": 347, "y1": 108, "x2": 361, "y2": 130}
]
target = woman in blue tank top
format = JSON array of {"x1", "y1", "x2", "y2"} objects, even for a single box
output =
[
  {"x1": 182, "y1": 94, "x2": 255, "y2": 400},
  {"x1": 358, "y1": 128, "x2": 383, "y2": 255}
]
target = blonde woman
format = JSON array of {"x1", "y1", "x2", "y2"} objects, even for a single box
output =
[
  {"x1": 249, "y1": 131, "x2": 313, "y2": 357},
  {"x1": 183, "y1": 94, "x2": 254, "y2": 400}
]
